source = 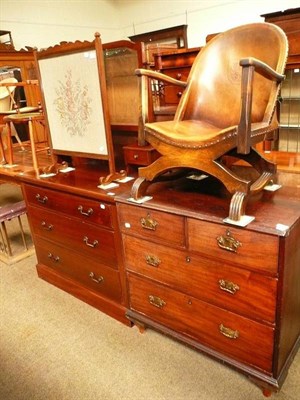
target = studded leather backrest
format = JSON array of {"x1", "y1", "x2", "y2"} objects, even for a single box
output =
[{"x1": 176, "y1": 23, "x2": 288, "y2": 128}]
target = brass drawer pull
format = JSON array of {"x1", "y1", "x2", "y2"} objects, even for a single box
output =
[
  {"x1": 48, "y1": 252, "x2": 60, "y2": 262},
  {"x1": 216, "y1": 229, "x2": 241, "y2": 253},
  {"x1": 89, "y1": 272, "x2": 104, "y2": 284},
  {"x1": 146, "y1": 254, "x2": 161, "y2": 267},
  {"x1": 141, "y1": 213, "x2": 158, "y2": 231},
  {"x1": 78, "y1": 205, "x2": 93, "y2": 217},
  {"x1": 149, "y1": 295, "x2": 166, "y2": 308},
  {"x1": 219, "y1": 324, "x2": 239, "y2": 339},
  {"x1": 219, "y1": 279, "x2": 240, "y2": 295},
  {"x1": 83, "y1": 236, "x2": 98, "y2": 248},
  {"x1": 36, "y1": 194, "x2": 48, "y2": 204},
  {"x1": 133, "y1": 154, "x2": 139, "y2": 159},
  {"x1": 41, "y1": 221, "x2": 53, "y2": 231}
]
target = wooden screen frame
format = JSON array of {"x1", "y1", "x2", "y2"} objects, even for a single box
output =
[
  {"x1": 103, "y1": 40, "x2": 146, "y2": 132},
  {"x1": 35, "y1": 33, "x2": 115, "y2": 175}
]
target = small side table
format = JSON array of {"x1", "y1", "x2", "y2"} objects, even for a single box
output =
[{"x1": 123, "y1": 143, "x2": 161, "y2": 174}]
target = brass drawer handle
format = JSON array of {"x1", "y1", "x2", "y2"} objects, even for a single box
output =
[
  {"x1": 89, "y1": 272, "x2": 104, "y2": 284},
  {"x1": 216, "y1": 229, "x2": 241, "y2": 253},
  {"x1": 41, "y1": 221, "x2": 53, "y2": 231},
  {"x1": 149, "y1": 295, "x2": 166, "y2": 308},
  {"x1": 219, "y1": 279, "x2": 240, "y2": 295},
  {"x1": 146, "y1": 254, "x2": 161, "y2": 267},
  {"x1": 78, "y1": 205, "x2": 93, "y2": 217},
  {"x1": 133, "y1": 154, "x2": 139, "y2": 159},
  {"x1": 141, "y1": 213, "x2": 158, "y2": 231},
  {"x1": 83, "y1": 236, "x2": 98, "y2": 248},
  {"x1": 48, "y1": 252, "x2": 60, "y2": 262},
  {"x1": 36, "y1": 194, "x2": 48, "y2": 204},
  {"x1": 219, "y1": 324, "x2": 239, "y2": 339}
]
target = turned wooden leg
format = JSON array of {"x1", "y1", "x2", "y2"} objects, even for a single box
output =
[
  {"x1": 135, "y1": 322, "x2": 146, "y2": 334},
  {"x1": 262, "y1": 388, "x2": 273, "y2": 397}
]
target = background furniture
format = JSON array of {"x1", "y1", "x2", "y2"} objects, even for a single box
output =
[
  {"x1": 129, "y1": 25, "x2": 187, "y2": 68},
  {"x1": 3, "y1": 111, "x2": 48, "y2": 177},
  {"x1": 102, "y1": 40, "x2": 148, "y2": 166},
  {"x1": 262, "y1": 8, "x2": 300, "y2": 154},
  {"x1": 116, "y1": 183, "x2": 300, "y2": 396},
  {"x1": 0, "y1": 199, "x2": 33, "y2": 265},
  {"x1": 0, "y1": 77, "x2": 25, "y2": 160},
  {"x1": 153, "y1": 46, "x2": 200, "y2": 115},
  {"x1": 123, "y1": 142, "x2": 160, "y2": 174}
]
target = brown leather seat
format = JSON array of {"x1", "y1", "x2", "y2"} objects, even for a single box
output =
[{"x1": 132, "y1": 23, "x2": 288, "y2": 222}]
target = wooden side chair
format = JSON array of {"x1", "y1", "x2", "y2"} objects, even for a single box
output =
[
  {"x1": 131, "y1": 23, "x2": 288, "y2": 223},
  {"x1": 0, "y1": 80, "x2": 49, "y2": 177},
  {"x1": 0, "y1": 78, "x2": 25, "y2": 162}
]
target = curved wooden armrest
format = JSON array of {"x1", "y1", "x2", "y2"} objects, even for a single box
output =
[
  {"x1": 135, "y1": 68, "x2": 187, "y2": 88},
  {"x1": 240, "y1": 58, "x2": 285, "y2": 82}
]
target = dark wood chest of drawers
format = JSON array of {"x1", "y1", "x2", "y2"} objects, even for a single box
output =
[
  {"x1": 116, "y1": 186, "x2": 300, "y2": 394},
  {"x1": 23, "y1": 182, "x2": 130, "y2": 325}
]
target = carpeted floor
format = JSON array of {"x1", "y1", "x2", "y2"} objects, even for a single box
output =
[{"x1": 0, "y1": 183, "x2": 300, "y2": 400}]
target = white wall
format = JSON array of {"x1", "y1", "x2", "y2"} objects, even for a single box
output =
[
  {"x1": 0, "y1": 0, "x2": 121, "y2": 49},
  {"x1": 117, "y1": 0, "x2": 300, "y2": 48},
  {"x1": 0, "y1": 0, "x2": 299, "y2": 50}
]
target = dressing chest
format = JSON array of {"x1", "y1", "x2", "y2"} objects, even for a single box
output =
[
  {"x1": 21, "y1": 171, "x2": 131, "y2": 326},
  {"x1": 116, "y1": 184, "x2": 300, "y2": 395}
]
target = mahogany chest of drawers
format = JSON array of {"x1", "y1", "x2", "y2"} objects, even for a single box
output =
[
  {"x1": 22, "y1": 182, "x2": 130, "y2": 325},
  {"x1": 116, "y1": 186, "x2": 300, "y2": 395}
]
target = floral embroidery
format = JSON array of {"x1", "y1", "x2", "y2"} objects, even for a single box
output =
[{"x1": 54, "y1": 69, "x2": 92, "y2": 136}]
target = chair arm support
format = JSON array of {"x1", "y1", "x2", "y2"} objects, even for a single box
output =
[
  {"x1": 237, "y1": 57, "x2": 284, "y2": 155},
  {"x1": 135, "y1": 68, "x2": 187, "y2": 88},
  {"x1": 239, "y1": 58, "x2": 285, "y2": 82},
  {"x1": 135, "y1": 69, "x2": 187, "y2": 146}
]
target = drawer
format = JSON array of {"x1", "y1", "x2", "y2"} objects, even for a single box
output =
[
  {"x1": 123, "y1": 235, "x2": 277, "y2": 323},
  {"x1": 28, "y1": 205, "x2": 117, "y2": 268},
  {"x1": 124, "y1": 145, "x2": 160, "y2": 166},
  {"x1": 23, "y1": 184, "x2": 113, "y2": 228},
  {"x1": 35, "y1": 237, "x2": 122, "y2": 302},
  {"x1": 163, "y1": 68, "x2": 190, "y2": 82},
  {"x1": 117, "y1": 203, "x2": 185, "y2": 247},
  {"x1": 128, "y1": 274, "x2": 274, "y2": 372},
  {"x1": 164, "y1": 85, "x2": 184, "y2": 104},
  {"x1": 188, "y1": 219, "x2": 279, "y2": 274}
]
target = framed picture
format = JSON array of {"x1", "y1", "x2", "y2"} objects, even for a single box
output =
[{"x1": 35, "y1": 34, "x2": 116, "y2": 175}]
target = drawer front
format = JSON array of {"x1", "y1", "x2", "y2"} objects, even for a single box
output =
[
  {"x1": 128, "y1": 274, "x2": 274, "y2": 372},
  {"x1": 35, "y1": 237, "x2": 122, "y2": 302},
  {"x1": 188, "y1": 219, "x2": 279, "y2": 274},
  {"x1": 164, "y1": 86, "x2": 184, "y2": 104},
  {"x1": 118, "y1": 203, "x2": 185, "y2": 247},
  {"x1": 28, "y1": 206, "x2": 117, "y2": 268},
  {"x1": 123, "y1": 235, "x2": 277, "y2": 323},
  {"x1": 124, "y1": 148, "x2": 154, "y2": 165},
  {"x1": 23, "y1": 184, "x2": 113, "y2": 228},
  {"x1": 163, "y1": 68, "x2": 190, "y2": 82}
]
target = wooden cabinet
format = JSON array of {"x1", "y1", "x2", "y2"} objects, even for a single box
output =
[
  {"x1": 153, "y1": 47, "x2": 200, "y2": 108},
  {"x1": 116, "y1": 186, "x2": 300, "y2": 394},
  {"x1": 23, "y1": 182, "x2": 130, "y2": 325}
]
